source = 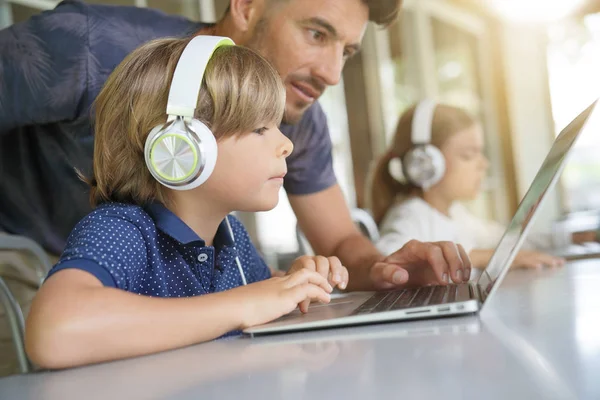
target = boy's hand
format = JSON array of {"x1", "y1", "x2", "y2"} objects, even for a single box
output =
[
  {"x1": 287, "y1": 255, "x2": 349, "y2": 290},
  {"x1": 237, "y1": 269, "x2": 333, "y2": 329},
  {"x1": 512, "y1": 250, "x2": 565, "y2": 269},
  {"x1": 287, "y1": 255, "x2": 349, "y2": 312}
]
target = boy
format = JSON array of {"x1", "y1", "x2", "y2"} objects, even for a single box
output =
[{"x1": 25, "y1": 36, "x2": 348, "y2": 369}]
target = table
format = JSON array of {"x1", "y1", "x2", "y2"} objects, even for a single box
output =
[{"x1": 1, "y1": 260, "x2": 599, "y2": 400}]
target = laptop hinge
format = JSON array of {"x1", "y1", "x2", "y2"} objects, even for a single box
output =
[
  {"x1": 469, "y1": 283, "x2": 483, "y2": 302},
  {"x1": 476, "y1": 283, "x2": 486, "y2": 303}
]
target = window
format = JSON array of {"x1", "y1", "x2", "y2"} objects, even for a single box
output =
[{"x1": 547, "y1": 13, "x2": 600, "y2": 213}]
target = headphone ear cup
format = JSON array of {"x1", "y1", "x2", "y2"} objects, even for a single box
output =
[
  {"x1": 184, "y1": 119, "x2": 217, "y2": 189},
  {"x1": 145, "y1": 122, "x2": 200, "y2": 188},
  {"x1": 144, "y1": 118, "x2": 216, "y2": 190},
  {"x1": 402, "y1": 144, "x2": 446, "y2": 190},
  {"x1": 388, "y1": 157, "x2": 407, "y2": 184}
]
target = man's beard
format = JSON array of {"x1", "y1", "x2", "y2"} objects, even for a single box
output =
[
  {"x1": 282, "y1": 99, "x2": 309, "y2": 125},
  {"x1": 245, "y1": 18, "x2": 315, "y2": 126}
]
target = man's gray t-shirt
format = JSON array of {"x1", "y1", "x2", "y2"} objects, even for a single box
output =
[{"x1": 0, "y1": 0, "x2": 336, "y2": 255}]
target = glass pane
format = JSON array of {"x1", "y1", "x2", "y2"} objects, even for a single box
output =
[
  {"x1": 431, "y1": 17, "x2": 482, "y2": 114},
  {"x1": 430, "y1": 16, "x2": 493, "y2": 220},
  {"x1": 547, "y1": 14, "x2": 600, "y2": 213},
  {"x1": 389, "y1": 10, "x2": 421, "y2": 144}
]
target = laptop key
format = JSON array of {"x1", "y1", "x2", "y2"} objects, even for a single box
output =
[
  {"x1": 408, "y1": 286, "x2": 434, "y2": 307},
  {"x1": 371, "y1": 290, "x2": 407, "y2": 312},
  {"x1": 388, "y1": 289, "x2": 419, "y2": 310},
  {"x1": 428, "y1": 285, "x2": 448, "y2": 305},
  {"x1": 350, "y1": 292, "x2": 390, "y2": 315}
]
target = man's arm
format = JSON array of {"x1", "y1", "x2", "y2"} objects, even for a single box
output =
[
  {"x1": 289, "y1": 185, "x2": 471, "y2": 290},
  {"x1": 290, "y1": 185, "x2": 391, "y2": 291}
]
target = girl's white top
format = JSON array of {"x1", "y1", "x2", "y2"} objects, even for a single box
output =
[{"x1": 376, "y1": 197, "x2": 571, "y2": 256}]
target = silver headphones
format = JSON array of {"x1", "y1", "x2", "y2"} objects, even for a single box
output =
[
  {"x1": 144, "y1": 36, "x2": 234, "y2": 191},
  {"x1": 144, "y1": 36, "x2": 248, "y2": 286},
  {"x1": 388, "y1": 99, "x2": 446, "y2": 190}
]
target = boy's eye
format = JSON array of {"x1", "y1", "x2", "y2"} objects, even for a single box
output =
[{"x1": 253, "y1": 127, "x2": 268, "y2": 135}]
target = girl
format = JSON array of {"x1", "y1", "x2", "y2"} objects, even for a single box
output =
[
  {"x1": 25, "y1": 37, "x2": 348, "y2": 369},
  {"x1": 369, "y1": 100, "x2": 572, "y2": 273}
]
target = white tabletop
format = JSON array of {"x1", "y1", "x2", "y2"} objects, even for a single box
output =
[{"x1": 1, "y1": 260, "x2": 599, "y2": 400}]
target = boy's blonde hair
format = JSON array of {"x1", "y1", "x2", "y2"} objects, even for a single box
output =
[
  {"x1": 369, "y1": 103, "x2": 476, "y2": 224},
  {"x1": 89, "y1": 37, "x2": 286, "y2": 207}
]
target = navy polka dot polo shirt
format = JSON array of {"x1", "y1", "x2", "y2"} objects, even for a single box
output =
[{"x1": 47, "y1": 203, "x2": 271, "y2": 298}]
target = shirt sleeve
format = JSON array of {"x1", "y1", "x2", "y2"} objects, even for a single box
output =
[
  {"x1": 0, "y1": 2, "x2": 88, "y2": 134},
  {"x1": 46, "y1": 215, "x2": 148, "y2": 290},
  {"x1": 281, "y1": 103, "x2": 337, "y2": 195},
  {"x1": 226, "y1": 215, "x2": 271, "y2": 282},
  {"x1": 376, "y1": 204, "x2": 430, "y2": 256}
]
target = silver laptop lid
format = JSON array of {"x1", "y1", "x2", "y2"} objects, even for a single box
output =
[{"x1": 477, "y1": 100, "x2": 598, "y2": 307}]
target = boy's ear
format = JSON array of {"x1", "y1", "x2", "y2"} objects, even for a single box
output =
[{"x1": 228, "y1": 0, "x2": 267, "y2": 33}]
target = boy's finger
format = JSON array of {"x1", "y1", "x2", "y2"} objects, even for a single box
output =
[
  {"x1": 288, "y1": 268, "x2": 333, "y2": 293},
  {"x1": 326, "y1": 256, "x2": 345, "y2": 286},
  {"x1": 293, "y1": 284, "x2": 331, "y2": 313}
]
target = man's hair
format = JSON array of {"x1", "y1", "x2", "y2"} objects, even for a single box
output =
[
  {"x1": 224, "y1": 0, "x2": 402, "y2": 26},
  {"x1": 89, "y1": 37, "x2": 285, "y2": 207},
  {"x1": 363, "y1": 0, "x2": 403, "y2": 26}
]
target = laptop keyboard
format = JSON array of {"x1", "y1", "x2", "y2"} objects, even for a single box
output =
[{"x1": 350, "y1": 283, "x2": 473, "y2": 316}]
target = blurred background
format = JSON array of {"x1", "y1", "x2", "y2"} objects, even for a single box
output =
[{"x1": 2, "y1": 0, "x2": 599, "y2": 267}]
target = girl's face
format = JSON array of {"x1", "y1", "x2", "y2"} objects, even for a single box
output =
[{"x1": 432, "y1": 124, "x2": 489, "y2": 201}]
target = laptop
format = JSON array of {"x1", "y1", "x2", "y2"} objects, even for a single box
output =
[{"x1": 244, "y1": 100, "x2": 599, "y2": 336}]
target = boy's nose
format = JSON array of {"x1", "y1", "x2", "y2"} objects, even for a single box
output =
[{"x1": 278, "y1": 131, "x2": 294, "y2": 158}]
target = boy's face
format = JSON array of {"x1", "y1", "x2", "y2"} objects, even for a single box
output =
[
  {"x1": 433, "y1": 124, "x2": 489, "y2": 201},
  {"x1": 243, "y1": 0, "x2": 368, "y2": 124},
  {"x1": 204, "y1": 124, "x2": 294, "y2": 211}
]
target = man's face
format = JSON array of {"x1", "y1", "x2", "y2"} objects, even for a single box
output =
[{"x1": 245, "y1": 0, "x2": 368, "y2": 124}]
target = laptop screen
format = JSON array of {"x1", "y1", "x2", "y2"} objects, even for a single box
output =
[{"x1": 477, "y1": 100, "x2": 598, "y2": 298}]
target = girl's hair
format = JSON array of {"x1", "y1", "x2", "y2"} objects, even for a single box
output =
[
  {"x1": 369, "y1": 103, "x2": 476, "y2": 225},
  {"x1": 88, "y1": 37, "x2": 286, "y2": 207}
]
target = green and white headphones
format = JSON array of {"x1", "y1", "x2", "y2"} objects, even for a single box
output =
[
  {"x1": 144, "y1": 36, "x2": 234, "y2": 190},
  {"x1": 389, "y1": 99, "x2": 446, "y2": 190}
]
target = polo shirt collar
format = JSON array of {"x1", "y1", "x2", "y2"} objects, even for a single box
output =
[{"x1": 145, "y1": 203, "x2": 234, "y2": 249}]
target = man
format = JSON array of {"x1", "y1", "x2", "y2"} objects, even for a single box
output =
[{"x1": 0, "y1": 0, "x2": 470, "y2": 294}]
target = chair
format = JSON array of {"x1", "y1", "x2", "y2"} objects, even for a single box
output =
[
  {"x1": 0, "y1": 233, "x2": 52, "y2": 374},
  {"x1": 0, "y1": 276, "x2": 31, "y2": 373},
  {"x1": 295, "y1": 208, "x2": 380, "y2": 256},
  {"x1": 0, "y1": 233, "x2": 52, "y2": 286}
]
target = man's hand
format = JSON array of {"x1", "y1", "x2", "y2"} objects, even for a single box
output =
[{"x1": 369, "y1": 240, "x2": 472, "y2": 290}]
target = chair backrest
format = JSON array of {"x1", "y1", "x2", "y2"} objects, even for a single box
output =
[
  {"x1": 0, "y1": 276, "x2": 31, "y2": 374},
  {"x1": 295, "y1": 208, "x2": 380, "y2": 256},
  {"x1": 0, "y1": 233, "x2": 50, "y2": 375},
  {"x1": 0, "y1": 233, "x2": 52, "y2": 286}
]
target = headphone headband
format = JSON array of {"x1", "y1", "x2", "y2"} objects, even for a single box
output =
[
  {"x1": 166, "y1": 36, "x2": 234, "y2": 119},
  {"x1": 411, "y1": 99, "x2": 437, "y2": 145}
]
